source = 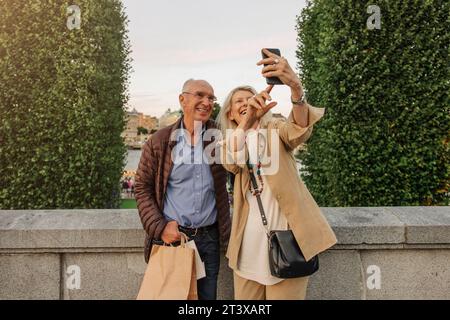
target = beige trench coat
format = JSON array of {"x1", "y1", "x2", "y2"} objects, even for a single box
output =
[{"x1": 221, "y1": 104, "x2": 337, "y2": 271}]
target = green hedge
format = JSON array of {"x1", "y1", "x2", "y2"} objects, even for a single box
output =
[
  {"x1": 0, "y1": 0, "x2": 131, "y2": 209},
  {"x1": 296, "y1": 0, "x2": 449, "y2": 206}
]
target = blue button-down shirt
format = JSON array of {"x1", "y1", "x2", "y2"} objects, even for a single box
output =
[{"x1": 163, "y1": 122, "x2": 217, "y2": 228}]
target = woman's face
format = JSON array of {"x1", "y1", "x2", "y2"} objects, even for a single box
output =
[{"x1": 228, "y1": 90, "x2": 254, "y2": 125}]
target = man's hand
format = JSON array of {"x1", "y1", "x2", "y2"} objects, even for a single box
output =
[{"x1": 161, "y1": 220, "x2": 181, "y2": 244}]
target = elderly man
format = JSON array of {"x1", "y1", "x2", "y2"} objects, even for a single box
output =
[{"x1": 134, "y1": 79, "x2": 231, "y2": 300}]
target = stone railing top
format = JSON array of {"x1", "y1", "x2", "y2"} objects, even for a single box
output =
[{"x1": 0, "y1": 207, "x2": 449, "y2": 250}]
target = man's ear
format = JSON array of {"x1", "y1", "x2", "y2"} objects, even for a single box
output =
[{"x1": 179, "y1": 94, "x2": 184, "y2": 105}]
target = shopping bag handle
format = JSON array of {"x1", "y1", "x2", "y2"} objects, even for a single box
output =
[
  {"x1": 179, "y1": 232, "x2": 189, "y2": 247},
  {"x1": 162, "y1": 232, "x2": 189, "y2": 247}
]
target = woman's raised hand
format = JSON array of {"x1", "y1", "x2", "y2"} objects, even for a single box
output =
[
  {"x1": 243, "y1": 85, "x2": 278, "y2": 127},
  {"x1": 257, "y1": 49, "x2": 302, "y2": 89}
]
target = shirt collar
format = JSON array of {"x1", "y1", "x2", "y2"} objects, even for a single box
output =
[{"x1": 178, "y1": 119, "x2": 206, "y2": 144}]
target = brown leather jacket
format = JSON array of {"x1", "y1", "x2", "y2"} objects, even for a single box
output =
[{"x1": 134, "y1": 117, "x2": 231, "y2": 262}]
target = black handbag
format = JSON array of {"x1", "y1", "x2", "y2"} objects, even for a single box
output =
[
  {"x1": 268, "y1": 230, "x2": 319, "y2": 278},
  {"x1": 247, "y1": 162, "x2": 319, "y2": 278}
]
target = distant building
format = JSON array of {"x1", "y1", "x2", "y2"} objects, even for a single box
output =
[
  {"x1": 122, "y1": 108, "x2": 182, "y2": 148},
  {"x1": 122, "y1": 108, "x2": 159, "y2": 147},
  {"x1": 139, "y1": 115, "x2": 158, "y2": 133},
  {"x1": 159, "y1": 108, "x2": 182, "y2": 128},
  {"x1": 122, "y1": 108, "x2": 141, "y2": 145}
]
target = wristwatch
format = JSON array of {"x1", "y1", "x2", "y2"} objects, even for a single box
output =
[{"x1": 291, "y1": 91, "x2": 306, "y2": 105}]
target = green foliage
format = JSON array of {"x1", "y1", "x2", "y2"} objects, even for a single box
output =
[
  {"x1": 296, "y1": 0, "x2": 449, "y2": 206},
  {"x1": 0, "y1": 0, "x2": 132, "y2": 209},
  {"x1": 212, "y1": 102, "x2": 221, "y2": 121},
  {"x1": 137, "y1": 127, "x2": 148, "y2": 135},
  {"x1": 120, "y1": 199, "x2": 137, "y2": 209}
]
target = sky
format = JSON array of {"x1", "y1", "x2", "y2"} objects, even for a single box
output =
[{"x1": 122, "y1": 0, "x2": 308, "y2": 118}]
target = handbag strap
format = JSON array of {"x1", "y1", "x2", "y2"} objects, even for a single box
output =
[{"x1": 246, "y1": 161, "x2": 270, "y2": 234}]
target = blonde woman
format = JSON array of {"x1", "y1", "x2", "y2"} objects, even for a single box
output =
[{"x1": 217, "y1": 49, "x2": 337, "y2": 300}]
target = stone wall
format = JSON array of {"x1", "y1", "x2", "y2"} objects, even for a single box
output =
[{"x1": 0, "y1": 207, "x2": 449, "y2": 299}]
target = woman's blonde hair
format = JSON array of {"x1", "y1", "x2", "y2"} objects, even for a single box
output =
[{"x1": 217, "y1": 85, "x2": 273, "y2": 135}]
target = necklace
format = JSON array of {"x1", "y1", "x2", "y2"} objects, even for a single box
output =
[
  {"x1": 248, "y1": 161, "x2": 264, "y2": 196},
  {"x1": 248, "y1": 130, "x2": 266, "y2": 196}
]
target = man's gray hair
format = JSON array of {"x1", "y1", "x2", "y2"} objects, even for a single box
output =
[{"x1": 182, "y1": 79, "x2": 196, "y2": 93}]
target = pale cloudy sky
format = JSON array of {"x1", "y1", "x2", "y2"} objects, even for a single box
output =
[{"x1": 122, "y1": 0, "x2": 308, "y2": 118}]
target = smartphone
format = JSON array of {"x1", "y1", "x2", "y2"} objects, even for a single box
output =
[{"x1": 262, "y1": 48, "x2": 283, "y2": 85}]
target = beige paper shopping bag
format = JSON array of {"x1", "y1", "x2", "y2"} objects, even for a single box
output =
[
  {"x1": 137, "y1": 233, "x2": 198, "y2": 300},
  {"x1": 186, "y1": 240, "x2": 206, "y2": 280}
]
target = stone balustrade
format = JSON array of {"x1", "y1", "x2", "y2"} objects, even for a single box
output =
[{"x1": 0, "y1": 207, "x2": 449, "y2": 299}]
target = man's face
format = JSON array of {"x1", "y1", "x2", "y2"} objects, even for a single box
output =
[{"x1": 180, "y1": 81, "x2": 215, "y2": 124}]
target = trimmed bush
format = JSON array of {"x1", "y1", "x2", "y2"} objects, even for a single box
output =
[
  {"x1": 0, "y1": 0, "x2": 131, "y2": 209},
  {"x1": 296, "y1": 0, "x2": 449, "y2": 206}
]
